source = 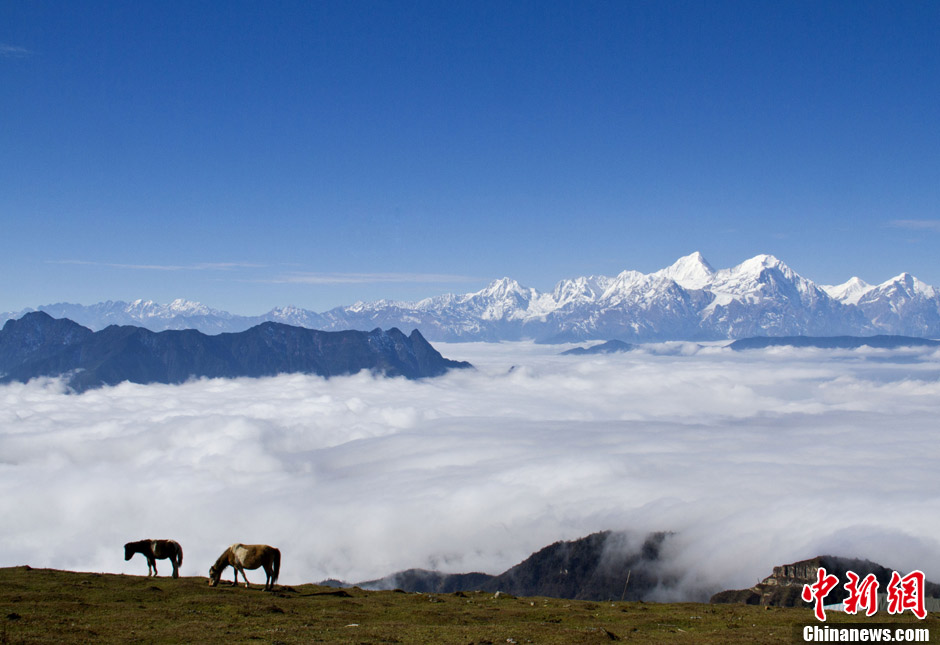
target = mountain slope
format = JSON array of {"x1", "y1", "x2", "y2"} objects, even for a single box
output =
[
  {"x1": 353, "y1": 531, "x2": 674, "y2": 601},
  {"x1": 342, "y1": 531, "x2": 940, "y2": 605},
  {"x1": 855, "y1": 273, "x2": 940, "y2": 337},
  {"x1": 0, "y1": 312, "x2": 471, "y2": 392}
]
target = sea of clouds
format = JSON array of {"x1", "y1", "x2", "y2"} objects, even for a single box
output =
[{"x1": 2, "y1": 340, "x2": 939, "y2": 599}]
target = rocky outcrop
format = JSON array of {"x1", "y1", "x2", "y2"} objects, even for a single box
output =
[{"x1": 710, "y1": 555, "x2": 940, "y2": 607}]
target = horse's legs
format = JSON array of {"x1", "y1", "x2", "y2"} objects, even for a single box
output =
[
  {"x1": 148, "y1": 556, "x2": 157, "y2": 576},
  {"x1": 235, "y1": 566, "x2": 249, "y2": 588},
  {"x1": 172, "y1": 557, "x2": 179, "y2": 579}
]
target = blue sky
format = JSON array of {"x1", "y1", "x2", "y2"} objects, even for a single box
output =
[{"x1": 2, "y1": 1, "x2": 938, "y2": 315}]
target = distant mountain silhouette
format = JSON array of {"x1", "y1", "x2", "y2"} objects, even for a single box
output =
[
  {"x1": 0, "y1": 312, "x2": 471, "y2": 392},
  {"x1": 561, "y1": 340, "x2": 635, "y2": 355},
  {"x1": 729, "y1": 335, "x2": 940, "y2": 351},
  {"x1": 344, "y1": 531, "x2": 673, "y2": 601},
  {"x1": 327, "y1": 530, "x2": 940, "y2": 605}
]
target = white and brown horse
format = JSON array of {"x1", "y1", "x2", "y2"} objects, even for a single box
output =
[
  {"x1": 124, "y1": 539, "x2": 183, "y2": 578},
  {"x1": 208, "y1": 543, "x2": 280, "y2": 591}
]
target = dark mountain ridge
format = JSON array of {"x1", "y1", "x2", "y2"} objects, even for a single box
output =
[
  {"x1": 0, "y1": 312, "x2": 471, "y2": 392},
  {"x1": 730, "y1": 335, "x2": 940, "y2": 351},
  {"x1": 327, "y1": 531, "x2": 940, "y2": 606},
  {"x1": 560, "y1": 339, "x2": 636, "y2": 355},
  {"x1": 336, "y1": 531, "x2": 675, "y2": 601}
]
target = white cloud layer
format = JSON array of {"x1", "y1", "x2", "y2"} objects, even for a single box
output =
[{"x1": 2, "y1": 341, "x2": 940, "y2": 598}]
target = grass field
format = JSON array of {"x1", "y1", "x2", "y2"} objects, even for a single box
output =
[{"x1": 1, "y1": 566, "x2": 937, "y2": 644}]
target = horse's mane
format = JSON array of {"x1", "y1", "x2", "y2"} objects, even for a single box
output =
[{"x1": 212, "y1": 544, "x2": 238, "y2": 570}]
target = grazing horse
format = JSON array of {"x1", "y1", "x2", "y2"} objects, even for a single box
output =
[
  {"x1": 208, "y1": 544, "x2": 280, "y2": 591},
  {"x1": 124, "y1": 539, "x2": 183, "y2": 578}
]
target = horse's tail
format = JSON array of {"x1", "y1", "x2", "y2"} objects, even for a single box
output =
[
  {"x1": 176, "y1": 541, "x2": 183, "y2": 568},
  {"x1": 271, "y1": 548, "x2": 280, "y2": 586}
]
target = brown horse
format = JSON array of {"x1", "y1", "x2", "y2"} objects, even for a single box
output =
[
  {"x1": 124, "y1": 539, "x2": 183, "y2": 578},
  {"x1": 208, "y1": 543, "x2": 280, "y2": 591}
]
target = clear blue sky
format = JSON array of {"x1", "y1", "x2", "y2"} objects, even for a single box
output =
[{"x1": 2, "y1": 1, "x2": 938, "y2": 314}]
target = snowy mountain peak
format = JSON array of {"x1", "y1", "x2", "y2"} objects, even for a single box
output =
[
  {"x1": 465, "y1": 277, "x2": 537, "y2": 322},
  {"x1": 122, "y1": 298, "x2": 218, "y2": 318},
  {"x1": 655, "y1": 252, "x2": 715, "y2": 289},
  {"x1": 550, "y1": 275, "x2": 612, "y2": 305},
  {"x1": 168, "y1": 298, "x2": 199, "y2": 309},
  {"x1": 268, "y1": 305, "x2": 305, "y2": 316},
  {"x1": 5, "y1": 253, "x2": 939, "y2": 342},
  {"x1": 477, "y1": 277, "x2": 530, "y2": 300},
  {"x1": 879, "y1": 273, "x2": 937, "y2": 298},
  {"x1": 888, "y1": 272, "x2": 917, "y2": 287},
  {"x1": 733, "y1": 253, "x2": 788, "y2": 275},
  {"x1": 611, "y1": 269, "x2": 646, "y2": 284},
  {"x1": 845, "y1": 276, "x2": 871, "y2": 290},
  {"x1": 822, "y1": 277, "x2": 873, "y2": 305},
  {"x1": 703, "y1": 254, "x2": 825, "y2": 307},
  {"x1": 166, "y1": 299, "x2": 215, "y2": 315},
  {"x1": 722, "y1": 253, "x2": 807, "y2": 287}
]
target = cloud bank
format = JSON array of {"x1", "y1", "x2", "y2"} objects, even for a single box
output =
[
  {"x1": 50, "y1": 260, "x2": 266, "y2": 272},
  {"x1": 889, "y1": 219, "x2": 940, "y2": 233},
  {"x1": 0, "y1": 44, "x2": 32, "y2": 59},
  {"x1": 2, "y1": 341, "x2": 939, "y2": 598}
]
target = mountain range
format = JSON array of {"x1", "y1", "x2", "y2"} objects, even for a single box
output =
[
  {"x1": 326, "y1": 531, "x2": 678, "y2": 601},
  {"x1": 0, "y1": 312, "x2": 471, "y2": 392},
  {"x1": 321, "y1": 530, "x2": 940, "y2": 605},
  {"x1": 3, "y1": 253, "x2": 939, "y2": 342}
]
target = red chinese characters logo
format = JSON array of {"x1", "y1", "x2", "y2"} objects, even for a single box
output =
[
  {"x1": 843, "y1": 571, "x2": 879, "y2": 616},
  {"x1": 887, "y1": 570, "x2": 927, "y2": 620},
  {"x1": 802, "y1": 567, "x2": 928, "y2": 621},
  {"x1": 802, "y1": 567, "x2": 840, "y2": 621}
]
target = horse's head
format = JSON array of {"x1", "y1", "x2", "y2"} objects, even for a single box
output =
[
  {"x1": 123, "y1": 543, "x2": 134, "y2": 561},
  {"x1": 208, "y1": 565, "x2": 220, "y2": 586}
]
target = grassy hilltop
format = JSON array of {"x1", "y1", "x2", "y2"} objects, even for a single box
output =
[{"x1": 1, "y1": 566, "x2": 936, "y2": 644}]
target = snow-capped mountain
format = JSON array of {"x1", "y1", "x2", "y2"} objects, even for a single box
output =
[
  {"x1": 652, "y1": 250, "x2": 715, "y2": 289},
  {"x1": 836, "y1": 273, "x2": 940, "y2": 337},
  {"x1": 821, "y1": 277, "x2": 873, "y2": 306},
  {"x1": 690, "y1": 254, "x2": 868, "y2": 339},
  {"x1": 7, "y1": 299, "x2": 250, "y2": 333},
  {"x1": 4, "y1": 253, "x2": 940, "y2": 342}
]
